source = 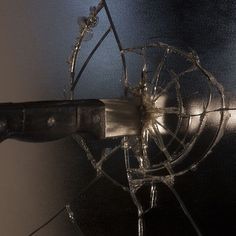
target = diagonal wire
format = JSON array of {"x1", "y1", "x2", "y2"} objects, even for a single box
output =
[
  {"x1": 27, "y1": 175, "x2": 101, "y2": 236},
  {"x1": 102, "y1": 0, "x2": 128, "y2": 93},
  {"x1": 165, "y1": 183, "x2": 202, "y2": 236},
  {"x1": 154, "y1": 121, "x2": 186, "y2": 148},
  {"x1": 71, "y1": 27, "x2": 111, "y2": 91}
]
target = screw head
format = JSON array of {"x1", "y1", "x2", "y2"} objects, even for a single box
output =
[
  {"x1": 0, "y1": 120, "x2": 6, "y2": 132},
  {"x1": 47, "y1": 116, "x2": 56, "y2": 127}
]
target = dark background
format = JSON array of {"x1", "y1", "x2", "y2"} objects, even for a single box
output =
[{"x1": 0, "y1": 0, "x2": 236, "y2": 235}]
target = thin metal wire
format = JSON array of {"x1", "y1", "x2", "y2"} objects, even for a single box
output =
[
  {"x1": 102, "y1": 0, "x2": 128, "y2": 94},
  {"x1": 71, "y1": 27, "x2": 111, "y2": 91},
  {"x1": 27, "y1": 175, "x2": 101, "y2": 236}
]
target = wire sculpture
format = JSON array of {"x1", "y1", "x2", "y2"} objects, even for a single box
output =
[{"x1": 27, "y1": 1, "x2": 233, "y2": 235}]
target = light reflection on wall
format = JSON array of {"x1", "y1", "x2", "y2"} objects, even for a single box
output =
[
  {"x1": 225, "y1": 102, "x2": 236, "y2": 131},
  {"x1": 155, "y1": 95, "x2": 167, "y2": 134},
  {"x1": 187, "y1": 98, "x2": 236, "y2": 133},
  {"x1": 188, "y1": 104, "x2": 204, "y2": 133}
]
